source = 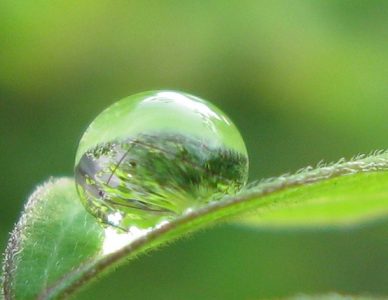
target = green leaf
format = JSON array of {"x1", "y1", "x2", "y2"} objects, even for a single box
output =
[
  {"x1": 2, "y1": 152, "x2": 388, "y2": 299},
  {"x1": 1, "y1": 178, "x2": 104, "y2": 300},
  {"x1": 238, "y1": 152, "x2": 388, "y2": 227},
  {"x1": 237, "y1": 171, "x2": 388, "y2": 227}
]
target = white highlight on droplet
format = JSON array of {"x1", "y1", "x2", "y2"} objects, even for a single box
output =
[
  {"x1": 146, "y1": 91, "x2": 223, "y2": 121},
  {"x1": 102, "y1": 226, "x2": 151, "y2": 255}
]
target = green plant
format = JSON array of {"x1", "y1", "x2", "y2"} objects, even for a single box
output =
[
  {"x1": 2, "y1": 152, "x2": 388, "y2": 299},
  {"x1": 2, "y1": 92, "x2": 388, "y2": 299}
]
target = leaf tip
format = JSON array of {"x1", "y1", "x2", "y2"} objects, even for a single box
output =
[{"x1": 1, "y1": 178, "x2": 73, "y2": 299}]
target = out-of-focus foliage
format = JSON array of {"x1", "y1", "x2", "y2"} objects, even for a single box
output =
[{"x1": 1, "y1": 1, "x2": 388, "y2": 299}]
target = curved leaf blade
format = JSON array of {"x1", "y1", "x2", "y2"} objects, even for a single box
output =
[
  {"x1": 238, "y1": 172, "x2": 388, "y2": 227},
  {"x1": 2, "y1": 151, "x2": 388, "y2": 299}
]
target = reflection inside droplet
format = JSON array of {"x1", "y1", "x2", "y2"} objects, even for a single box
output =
[{"x1": 75, "y1": 90, "x2": 249, "y2": 231}]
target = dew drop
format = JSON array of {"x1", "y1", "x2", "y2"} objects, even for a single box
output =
[{"x1": 75, "y1": 90, "x2": 249, "y2": 231}]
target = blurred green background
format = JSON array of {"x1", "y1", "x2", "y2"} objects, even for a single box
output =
[{"x1": 1, "y1": 1, "x2": 388, "y2": 299}]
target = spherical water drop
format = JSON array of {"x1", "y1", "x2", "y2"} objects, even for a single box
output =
[{"x1": 75, "y1": 91, "x2": 249, "y2": 230}]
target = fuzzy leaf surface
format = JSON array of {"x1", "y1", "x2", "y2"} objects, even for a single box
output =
[{"x1": 3, "y1": 152, "x2": 388, "y2": 299}]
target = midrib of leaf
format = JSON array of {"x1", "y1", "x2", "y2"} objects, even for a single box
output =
[{"x1": 3, "y1": 151, "x2": 388, "y2": 299}]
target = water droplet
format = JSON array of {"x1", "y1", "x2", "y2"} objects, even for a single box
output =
[{"x1": 75, "y1": 90, "x2": 249, "y2": 231}]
